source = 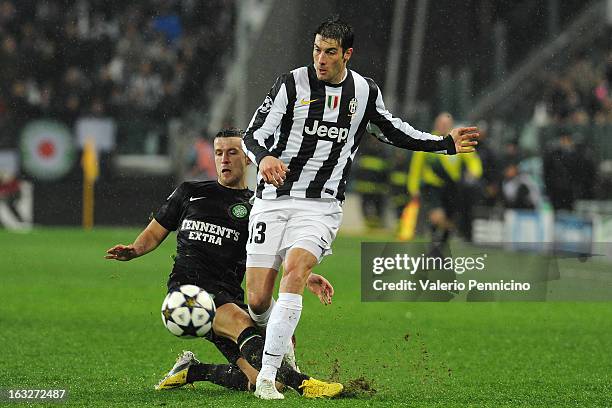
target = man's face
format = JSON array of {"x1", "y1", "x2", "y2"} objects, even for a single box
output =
[
  {"x1": 313, "y1": 34, "x2": 352, "y2": 84},
  {"x1": 214, "y1": 137, "x2": 248, "y2": 188},
  {"x1": 434, "y1": 114, "x2": 454, "y2": 135}
]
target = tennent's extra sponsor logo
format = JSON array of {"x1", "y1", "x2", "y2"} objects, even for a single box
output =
[{"x1": 180, "y1": 219, "x2": 240, "y2": 246}]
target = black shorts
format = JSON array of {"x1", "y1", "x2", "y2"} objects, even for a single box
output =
[{"x1": 166, "y1": 275, "x2": 247, "y2": 311}]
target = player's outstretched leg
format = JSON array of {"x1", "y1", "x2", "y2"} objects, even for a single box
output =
[
  {"x1": 155, "y1": 351, "x2": 249, "y2": 391},
  {"x1": 249, "y1": 298, "x2": 300, "y2": 372},
  {"x1": 156, "y1": 351, "x2": 198, "y2": 390},
  {"x1": 187, "y1": 362, "x2": 250, "y2": 391},
  {"x1": 236, "y1": 327, "x2": 343, "y2": 399},
  {"x1": 237, "y1": 326, "x2": 285, "y2": 399},
  {"x1": 256, "y1": 249, "x2": 313, "y2": 393}
]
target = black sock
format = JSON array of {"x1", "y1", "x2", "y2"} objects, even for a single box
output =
[
  {"x1": 237, "y1": 327, "x2": 310, "y2": 394},
  {"x1": 186, "y1": 363, "x2": 250, "y2": 391},
  {"x1": 277, "y1": 365, "x2": 310, "y2": 395},
  {"x1": 237, "y1": 326, "x2": 264, "y2": 370}
]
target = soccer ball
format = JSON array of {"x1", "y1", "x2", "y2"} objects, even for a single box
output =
[{"x1": 161, "y1": 285, "x2": 216, "y2": 338}]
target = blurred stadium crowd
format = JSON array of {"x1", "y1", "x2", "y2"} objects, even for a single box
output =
[
  {"x1": 0, "y1": 0, "x2": 234, "y2": 149},
  {"x1": 355, "y1": 36, "x2": 612, "y2": 236},
  {"x1": 543, "y1": 46, "x2": 612, "y2": 125},
  {"x1": 0, "y1": 0, "x2": 611, "y2": 236}
]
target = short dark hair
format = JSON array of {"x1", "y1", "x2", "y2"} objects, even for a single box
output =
[
  {"x1": 315, "y1": 17, "x2": 353, "y2": 52},
  {"x1": 215, "y1": 127, "x2": 244, "y2": 139}
]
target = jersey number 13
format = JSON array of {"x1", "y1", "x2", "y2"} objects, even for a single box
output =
[{"x1": 248, "y1": 222, "x2": 266, "y2": 244}]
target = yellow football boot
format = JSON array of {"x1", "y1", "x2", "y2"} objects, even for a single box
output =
[
  {"x1": 155, "y1": 351, "x2": 198, "y2": 390},
  {"x1": 299, "y1": 378, "x2": 344, "y2": 398}
]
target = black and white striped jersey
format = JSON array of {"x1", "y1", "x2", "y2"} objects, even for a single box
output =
[{"x1": 242, "y1": 65, "x2": 456, "y2": 201}]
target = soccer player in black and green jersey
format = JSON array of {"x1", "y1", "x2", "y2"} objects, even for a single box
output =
[{"x1": 106, "y1": 128, "x2": 342, "y2": 398}]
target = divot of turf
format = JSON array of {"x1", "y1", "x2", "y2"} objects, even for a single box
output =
[
  {"x1": 341, "y1": 376, "x2": 377, "y2": 398},
  {"x1": 327, "y1": 358, "x2": 376, "y2": 399},
  {"x1": 329, "y1": 358, "x2": 341, "y2": 383}
]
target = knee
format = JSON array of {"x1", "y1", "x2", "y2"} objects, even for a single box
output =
[
  {"x1": 284, "y1": 256, "x2": 310, "y2": 275},
  {"x1": 283, "y1": 258, "x2": 313, "y2": 287},
  {"x1": 247, "y1": 292, "x2": 271, "y2": 315},
  {"x1": 285, "y1": 248, "x2": 318, "y2": 273},
  {"x1": 216, "y1": 303, "x2": 250, "y2": 324}
]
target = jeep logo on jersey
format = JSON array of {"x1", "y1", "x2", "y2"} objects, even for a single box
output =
[{"x1": 303, "y1": 119, "x2": 349, "y2": 143}]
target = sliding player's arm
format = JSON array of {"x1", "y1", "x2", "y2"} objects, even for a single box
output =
[
  {"x1": 106, "y1": 183, "x2": 185, "y2": 261},
  {"x1": 105, "y1": 219, "x2": 170, "y2": 261}
]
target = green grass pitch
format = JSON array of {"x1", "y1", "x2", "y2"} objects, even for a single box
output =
[{"x1": 1, "y1": 228, "x2": 611, "y2": 407}]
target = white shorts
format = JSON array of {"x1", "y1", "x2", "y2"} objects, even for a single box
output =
[{"x1": 246, "y1": 196, "x2": 343, "y2": 270}]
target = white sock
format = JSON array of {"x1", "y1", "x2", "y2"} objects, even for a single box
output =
[
  {"x1": 259, "y1": 292, "x2": 302, "y2": 381},
  {"x1": 248, "y1": 297, "x2": 276, "y2": 329}
]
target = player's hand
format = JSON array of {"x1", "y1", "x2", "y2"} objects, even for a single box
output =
[
  {"x1": 306, "y1": 273, "x2": 334, "y2": 305},
  {"x1": 105, "y1": 244, "x2": 138, "y2": 261},
  {"x1": 449, "y1": 127, "x2": 479, "y2": 153},
  {"x1": 259, "y1": 156, "x2": 289, "y2": 187}
]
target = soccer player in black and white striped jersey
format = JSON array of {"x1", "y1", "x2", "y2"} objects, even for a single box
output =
[{"x1": 242, "y1": 17, "x2": 479, "y2": 399}]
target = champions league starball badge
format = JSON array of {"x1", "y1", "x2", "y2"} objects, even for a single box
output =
[{"x1": 258, "y1": 95, "x2": 273, "y2": 114}]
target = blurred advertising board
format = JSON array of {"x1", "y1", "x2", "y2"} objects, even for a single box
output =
[
  {"x1": 503, "y1": 209, "x2": 554, "y2": 252},
  {"x1": 75, "y1": 118, "x2": 116, "y2": 152},
  {"x1": 20, "y1": 120, "x2": 75, "y2": 181}
]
